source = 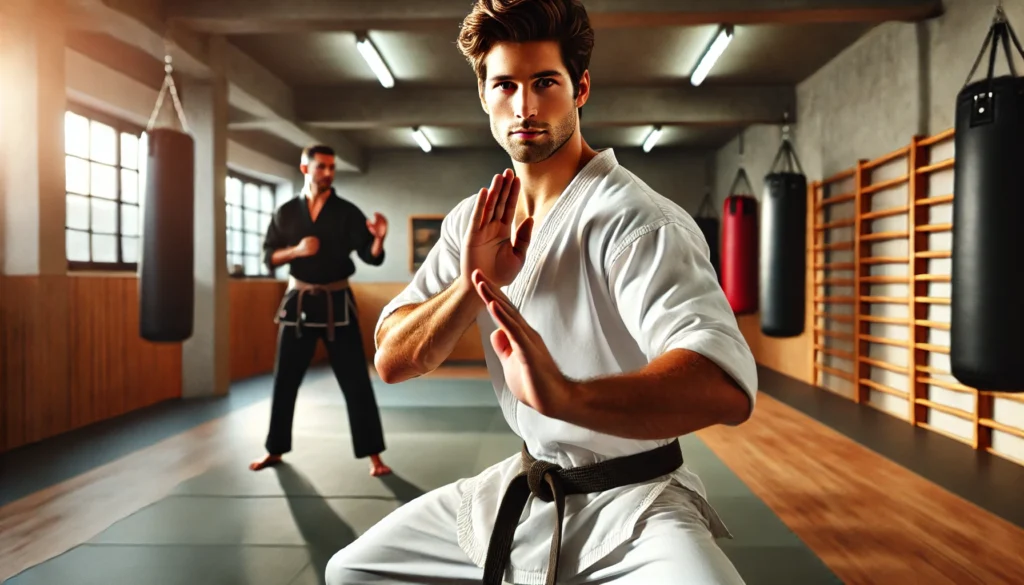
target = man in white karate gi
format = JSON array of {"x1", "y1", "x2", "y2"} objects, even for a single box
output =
[{"x1": 326, "y1": 0, "x2": 758, "y2": 583}]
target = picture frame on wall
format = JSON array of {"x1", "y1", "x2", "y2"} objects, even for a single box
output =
[{"x1": 409, "y1": 214, "x2": 445, "y2": 273}]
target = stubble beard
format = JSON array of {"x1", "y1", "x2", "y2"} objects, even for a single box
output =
[{"x1": 495, "y1": 110, "x2": 577, "y2": 164}]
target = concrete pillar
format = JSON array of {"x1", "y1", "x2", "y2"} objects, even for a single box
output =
[
  {"x1": 181, "y1": 37, "x2": 230, "y2": 398},
  {"x1": 0, "y1": 0, "x2": 67, "y2": 275}
]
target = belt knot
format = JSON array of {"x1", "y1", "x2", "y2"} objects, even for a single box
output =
[{"x1": 526, "y1": 460, "x2": 561, "y2": 503}]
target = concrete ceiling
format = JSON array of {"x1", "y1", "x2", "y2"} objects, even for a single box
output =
[{"x1": 67, "y1": 0, "x2": 944, "y2": 171}]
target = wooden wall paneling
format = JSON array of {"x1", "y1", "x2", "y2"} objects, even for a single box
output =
[
  {"x1": 1, "y1": 274, "x2": 182, "y2": 455},
  {"x1": 1, "y1": 276, "x2": 70, "y2": 450},
  {"x1": 228, "y1": 280, "x2": 288, "y2": 381},
  {"x1": 67, "y1": 276, "x2": 182, "y2": 430}
]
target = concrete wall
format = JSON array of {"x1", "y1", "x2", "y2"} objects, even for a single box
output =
[
  {"x1": 337, "y1": 146, "x2": 713, "y2": 283},
  {"x1": 712, "y1": 0, "x2": 1024, "y2": 461}
]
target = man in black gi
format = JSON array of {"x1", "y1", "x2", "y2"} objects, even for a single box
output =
[{"x1": 250, "y1": 144, "x2": 392, "y2": 477}]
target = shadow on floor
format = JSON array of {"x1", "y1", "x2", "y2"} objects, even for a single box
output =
[{"x1": 274, "y1": 464, "x2": 357, "y2": 585}]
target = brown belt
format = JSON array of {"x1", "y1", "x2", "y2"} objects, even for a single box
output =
[
  {"x1": 482, "y1": 440, "x2": 683, "y2": 585},
  {"x1": 288, "y1": 276, "x2": 350, "y2": 342}
]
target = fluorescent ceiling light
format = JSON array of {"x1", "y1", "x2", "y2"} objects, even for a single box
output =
[
  {"x1": 690, "y1": 25, "x2": 733, "y2": 87},
  {"x1": 642, "y1": 126, "x2": 662, "y2": 153},
  {"x1": 356, "y1": 35, "x2": 394, "y2": 88},
  {"x1": 411, "y1": 127, "x2": 432, "y2": 152}
]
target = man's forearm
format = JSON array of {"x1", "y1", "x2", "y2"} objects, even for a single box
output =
[
  {"x1": 370, "y1": 236, "x2": 384, "y2": 259},
  {"x1": 554, "y1": 349, "x2": 751, "y2": 440},
  {"x1": 270, "y1": 246, "x2": 299, "y2": 267},
  {"x1": 375, "y1": 275, "x2": 483, "y2": 383}
]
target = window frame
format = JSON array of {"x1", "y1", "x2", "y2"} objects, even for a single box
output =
[
  {"x1": 226, "y1": 170, "x2": 281, "y2": 279},
  {"x1": 64, "y1": 101, "x2": 146, "y2": 273}
]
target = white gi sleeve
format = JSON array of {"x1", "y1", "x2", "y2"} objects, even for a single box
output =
[
  {"x1": 373, "y1": 198, "x2": 471, "y2": 350},
  {"x1": 606, "y1": 219, "x2": 758, "y2": 409}
]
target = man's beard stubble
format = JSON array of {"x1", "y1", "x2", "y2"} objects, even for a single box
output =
[{"x1": 495, "y1": 109, "x2": 577, "y2": 164}]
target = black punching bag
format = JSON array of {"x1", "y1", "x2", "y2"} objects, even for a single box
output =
[
  {"x1": 760, "y1": 134, "x2": 807, "y2": 338},
  {"x1": 951, "y1": 11, "x2": 1024, "y2": 392},
  {"x1": 139, "y1": 128, "x2": 195, "y2": 342},
  {"x1": 694, "y1": 192, "x2": 721, "y2": 281}
]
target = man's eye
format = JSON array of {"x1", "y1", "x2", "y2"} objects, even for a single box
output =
[{"x1": 536, "y1": 79, "x2": 555, "y2": 88}]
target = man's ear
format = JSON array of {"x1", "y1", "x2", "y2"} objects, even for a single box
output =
[
  {"x1": 575, "y1": 70, "x2": 591, "y2": 109},
  {"x1": 300, "y1": 163, "x2": 308, "y2": 175}
]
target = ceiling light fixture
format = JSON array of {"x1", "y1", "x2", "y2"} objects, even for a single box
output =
[
  {"x1": 690, "y1": 25, "x2": 733, "y2": 87},
  {"x1": 411, "y1": 127, "x2": 432, "y2": 153},
  {"x1": 356, "y1": 34, "x2": 394, "y2": 89},
  {"x1": 642, "y1": 126, "x2": 662, "y2": 153}
]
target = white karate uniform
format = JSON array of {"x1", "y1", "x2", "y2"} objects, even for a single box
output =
[{"x1": 326, "y1": 149, "x2": 758, "y2": 585}]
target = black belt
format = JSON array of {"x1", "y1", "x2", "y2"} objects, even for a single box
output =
[{"x1": 482, "y1": 440, "x2": 683, "y2": 585}]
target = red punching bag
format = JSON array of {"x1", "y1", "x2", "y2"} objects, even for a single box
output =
[{"x1": 722, "y1": 167, "x2": 758, "y2": 315}]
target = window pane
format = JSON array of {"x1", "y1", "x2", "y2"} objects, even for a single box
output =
[
  {"x1": 90, "y1": 120, "x2": 117, "y2": 165},
  {"x1": 230, "y1": 230, "x2": 243, "y2": 253},
  {"x1": 66, "y1": 193, "x2": 90, "y2": 230},
  {"x1": 65, "y1": 112, "x2": 90, "y2": 158},
  {"x1": 91, "y1": 198, "x2": 117, "y2": 234},
  {"x1": 122, "y1": 236, "x2": 139, "y2": 263},
  {"x1": 120, "y1": 133, "x2": 139, "y2": 169},
  {"x1": 121, "y1": 204, "x2": 139, "y2": 236},
  {"x1": 121, "y1": 169, "x2": 139, "y2": 203},
  {"x1": 260, "y1": 186, "x2": 274, "y2": 212},
  {"x1": 230, "y1": 205, "x2": 242, "y2": 230},
  {"x1": 92, "y1": 233, "x2": 118, "y2": 262},
  {"x1": 67, "y1": 229, "x2": 90, "y2": 261},
  {"x1": 245, "y1": 233, "x2": 260, "y2": 255},
  {"x1": 244, "y1": 209, "x2": 259, "y2": 232},
  {"x1": 244, "y1": 255, "x2": 259, "y2": 276},
  {"x1": 90, "y1": 162, "x2": 117, "y2": 200},
  {"x1": 66, "y1": 156, "x2": 89, "y2": 195},
  {"x1": 244, "y1": 183, "x2": 259, "y2": 210},
  {"x1": 260, "y1": 212, "x2": 271, "y2": 233},
  {"x1": 230, "y1": 253, "x2": 243, "y2": 269},
  {"x1": 226, "y1": 177, "x2": 242, "y2": 206}
]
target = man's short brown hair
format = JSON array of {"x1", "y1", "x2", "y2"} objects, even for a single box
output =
[
  {"x1": 457, "y1": 0, "x2": 594, "y2": 101},
  {"x1": 301, "y1": 144, "x2": 334, "y2": 164}
]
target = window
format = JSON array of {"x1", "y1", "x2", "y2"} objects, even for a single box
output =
[
  {"x1": 226, "y1": 172, "x2": 279, "y2": 278},
  {"x1": 64, "y1": 105, "x2": 145, "y2": 271}
]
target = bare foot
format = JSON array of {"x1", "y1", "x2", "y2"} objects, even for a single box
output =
[
  {"x1": 249, "y1": 454, "x2": 282, "y2": 471},
  {"x1": 369, "y1": 454, "x2": 392, "y2": 477}
]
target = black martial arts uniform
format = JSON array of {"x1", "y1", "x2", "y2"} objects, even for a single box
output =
[{"x1": 261, "y1": 188, "x2": 386, "y2": 459}]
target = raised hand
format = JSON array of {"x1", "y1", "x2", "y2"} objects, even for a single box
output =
[
  {"x1": 471, "y1": 269, "x2": 571, "y2": 417},
  {"x1": 367, "y1": 212, "x2": 388, "y2": 239},
  {"x1": 461, "y1": 169, "x2": 534, "y2": 287}
]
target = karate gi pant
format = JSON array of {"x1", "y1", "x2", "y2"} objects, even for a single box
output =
[
  {"x1": 324, "y1": 479, "x2": 745, "y2": 584},
  {"x1": 263, "y1": 312, "x2": 386, "y2": 459}
]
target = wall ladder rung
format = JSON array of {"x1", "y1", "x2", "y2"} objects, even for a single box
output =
[
  {"x1": 915, "y1": 194, "x2": 954, "y2": 207},
  {"x1": 860, "y1": 378, "x2": 907, "y2": 397},
  {"x1": 915, "y1": 398, "x2": 972, "y2": 420}
]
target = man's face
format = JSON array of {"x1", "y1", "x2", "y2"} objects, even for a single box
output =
[
  {"x1": 302, "y1": 153, "x2": 336, "y2": 190},
  {"x1": 480, "y1": 41, "x2": 587, "y2": 164}
]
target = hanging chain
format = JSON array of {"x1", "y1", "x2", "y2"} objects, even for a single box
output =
[{"x1": 147, "y1": 46, "x2": 191, "y2": 134}]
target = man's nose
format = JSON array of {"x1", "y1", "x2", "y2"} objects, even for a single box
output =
[{"x1": 513, "y1": 87, "x2": 538, "y2": 119}]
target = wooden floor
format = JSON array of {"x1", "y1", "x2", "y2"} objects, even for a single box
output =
[
  {"x1": 2, "y1": 370, "x2": 1023, "y2": 583},
  {"x1": 698, "y1": 395, "x2": 1024, "y2": 585}
]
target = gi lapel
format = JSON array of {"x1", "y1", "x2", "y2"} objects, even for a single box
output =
[{"x1": 506, "y1": 149, "x2": 618, "y2": 308}]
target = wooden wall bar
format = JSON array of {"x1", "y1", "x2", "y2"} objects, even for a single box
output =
[
  {"x1": 808, "y1": 128, "x2": 1024, "y2": 467},
  {"x1": 0, "y1": 275, "x2": 182, "y2": 454}
]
